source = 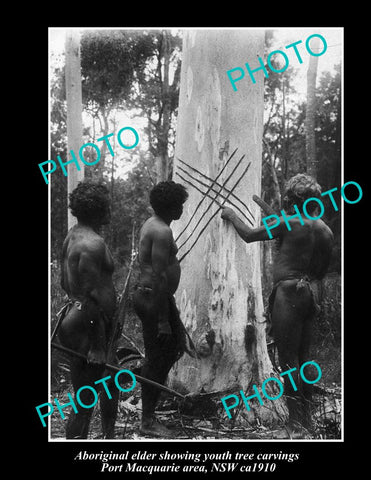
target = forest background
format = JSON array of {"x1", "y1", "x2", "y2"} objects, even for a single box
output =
[{"x1": 49, "y1": 28, "x2": 342, "y2": 438}]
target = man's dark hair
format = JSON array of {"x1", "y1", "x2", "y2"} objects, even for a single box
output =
[
  {"x1": 69, "y1": 181, "x2": 110, "y2": 223},
  {"x1": 150, "y1": 181, "x2": 188, "y2": 215},
  {"x1": 283, "y1": 174, "x2": 322, "y2": 214}
]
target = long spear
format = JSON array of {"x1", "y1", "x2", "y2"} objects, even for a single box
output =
[
  {"x1": 51, "y1": 342, "x2": 186, "y2": 399},
  {"x1": 179, "y1": 161, "x2": 251, "y2": 263},
  {"x1": 175, "y1": 148, "x2": 238, "y2": 242},
  {"x1": 177, "y1": 154, "x2": 246, "y2": 252},
  {"x1": 107, "y1": 221, "x2": 137, "y2": 359},
  {"x1": 177, "y1": 165, "x2": 253, "y2": 225},
  {"x1": 177, "y1": 156, "x2": 255, "y2": 221}
]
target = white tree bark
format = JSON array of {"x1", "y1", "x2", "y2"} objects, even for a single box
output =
[
  {"x1": 170, "y1": 29, "x2": 286, "y2": 423},
  {"x1": 305, "y1": 35, "x2": 320, "y2": 178},
  {"x1": 65, "y1": 29, "x2": 84, "y2": 228}
]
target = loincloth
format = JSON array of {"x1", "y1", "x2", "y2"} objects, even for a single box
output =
[
  {"x1": 267, "y1": 276, "x2": 320, "y2": 334},
  {"x1": 56, "y1": 298, "x2": 81, "y2": 318},
  {"x1": 53, "y1": 299, "x2": 81, "y2": 338},
  {"x1": 134, "y1": 285, "x2": 198, "y2": 360},
  {"x1": 54, "y1": 297, "x2": 114, "y2": 340}
]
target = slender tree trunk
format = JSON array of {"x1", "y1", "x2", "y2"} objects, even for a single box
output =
[
  {"x1": 156, "y1": 30, "x2": 171, "y2": 181},
  {"x1": 95, "y1": 108, "x2": 110, "y2": 181},
  {"x1": 65, "y1": 29, "x2": 84, "y2": 229},
  {"x1": 281, "y1": 78, "x2": 288, "y2": 177},
  {"x1": 170, "y1": 29, "x2": 286, "y2": 425},
  {"x1": 109, "y1": 117, "x2": 116, "y2": 247},
  {"x1": 334, "y1": 66, "x2": 341, "y2": 177},
  {"x1": 305, "y1": 36, "x2": 319, "y2": 178},
  {"x1": 263, "y1": 139, "x2": 281, "y2": 210}
]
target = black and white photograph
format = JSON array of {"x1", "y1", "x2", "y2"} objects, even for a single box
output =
[{"x1": 34, "y1": 25, "x2": 361, "y2": 474}]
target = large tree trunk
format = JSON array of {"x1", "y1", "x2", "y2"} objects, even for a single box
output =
[
  {"x1": 305, "y1": 36, "x2": 319, "y2": 178},
  {"x1": 65, "y1": 29, "x2": 84, "y2": 228},
  {"x1": 170, "y1": 29, "x2": 286, "y2": 424}
]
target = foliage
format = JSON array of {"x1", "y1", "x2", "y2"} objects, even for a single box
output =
[
  {"x1": 315, "y1": 65, "x2": 341, "y2": 194},
  {"x1": 262, "y1": 45, "x2": 341, "y2": 199},
  {"x1": 262, "y1": 43, "x2": 341, "y2": 272},
  {"x1": 107, "y1": 152, "x2": 155, "y2": 264},
  {"x1": 50, "y1": 28, "x2": 342, "y2": 264},
  {"x1": 50, "y1": 66, "x2": 68, "y2": 259},
  {"x1": 132, "y1": 30, "x2": 182, "y2": 170},
  {"x1": 80, "y1": 30, "x2": 155, "y2": 111},
  {"x1": 50, "y1": 31, "x2": 342, "y2": 439},
  {"x1": 50, "y1": 31, "x2": 163, "y2": 259}
]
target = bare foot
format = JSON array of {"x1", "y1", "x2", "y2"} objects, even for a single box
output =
[{"x1": 87, "y1": 347, "x2": 106, "y2": 365}]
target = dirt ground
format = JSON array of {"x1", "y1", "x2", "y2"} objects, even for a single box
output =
[{"x1": 50, "y1": 358, "x2": 341, "y2": 441}]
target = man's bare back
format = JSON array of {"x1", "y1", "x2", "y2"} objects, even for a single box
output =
[
  {"x1": 272, "y1": 217, "x2": 333, "y2": 284},
  {"x1": 221, "y1": 209, "x2": 333, "y2": 283},
  {"x1": 55, "y1": 181, "x2": 119, "y2": 439},
  {"x1": 62, "y1": 225, "x2": 116, "y2": 312},
  {"x1": 59, "y1": 224, "x2": 116, "y2": 364}
]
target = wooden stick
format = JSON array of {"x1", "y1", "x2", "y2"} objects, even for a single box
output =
[
  {"x1": 51, "y1": 303, "x2": 71, "y2": 342},
  {"x1": 179, "y1": 161, "x2": 251, "y2": 263},
  {"x1": 252, "y1": 194, "x2": 276, "y2": 217},
  {"x1": 177, "y1": 166, "x2": 253, "y2": 225},
  {"x1": 51, "y1": 342, "x2": 186, "y2": 399},
  {"x1": 107, "y1": 221, "x2": 137, "y2": 356},
  {"x1": 178, "y1": 156, "x2": 255, "y2": 221},
  {"x1": 120, "y1": 333, "x2": 145, "y2": 358},
  {"x1": 177, "y1": 154, "x2": 246, "y2": 252},
  {"x1": 175, "y1": 148, "x2": 238, "y2": 242}
]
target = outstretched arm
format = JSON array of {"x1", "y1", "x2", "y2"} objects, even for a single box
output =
[
  {"x1": 221, "y1": 206, "x2": 283, "y2": 243},
  {"x1": 311, "y1": 222, "x2": 334, "y2": 279}
]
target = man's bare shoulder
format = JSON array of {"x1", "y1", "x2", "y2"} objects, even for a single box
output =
[
  {"x1": 313, "y1": 218, "x2": 334, "y2": 242},
  {"x1": 141, "y1": 217, "x2": 173, "y2": 241},
  {"x1": 66, "y1": 227, "x2": 106, "y2": 258}
]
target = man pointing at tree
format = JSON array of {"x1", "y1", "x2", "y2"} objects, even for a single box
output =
[{"x1": 221, "y1": 174, "x2": 333, "y2": 437}]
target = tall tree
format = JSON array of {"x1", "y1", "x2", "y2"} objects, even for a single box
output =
[
  {"x1": 156, "y1": 30, "x2": 171, "y2": 181},
  {"x1": 170, "y1": 30, "x2": 286, "y2": 423},
  {"x1": 65, "y1": 29, "x2": 84, "y2": 228},
  {"x1": 80, "y1": 30, "x2": 155, "y2": 180},
  {"x1": 50, "y1": 60, "x2": 68, "y2": 260},
  {"x1": 315, "y1": 65, "x2": 342, "y2": 273},
  {"x1": 262, "y1": 61, "x2": 302, "y2": 210},
  {"x1": 135, "y1": 30, "x2": 182, "y2": 181},
  {"x1": 305, "y1": 35, "x2": 320, "y2": 178}
]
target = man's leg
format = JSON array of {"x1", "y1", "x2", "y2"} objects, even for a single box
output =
[
  {"x1": 133, "y1": 289, "x2": 179, "y2": 437},
  {"x1": 99, "y1": 370, "x2": 119, "y2": 439},
  {"x1": 140, "y1": 334, "x2": 179, "y2": 437},
  {"x1": 66, "y1": 358, "x2": 103, "y2": 439},
  {"x1": 299, "y1": 311, "x2": 316, "y2": 431},
  {"x1": 272, "y1": 280, "x2": 313, "y2": 433}
]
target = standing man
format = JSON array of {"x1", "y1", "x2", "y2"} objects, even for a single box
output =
[
  {"x1": 133, "y1": 180, "x2": 194, "y2": 438},
  {"x1": 221, "y1": 174, "x2": 333, "y2": 436},
  {"x1": 57, "y1": 182, "x2": 119, "y2": 439}
]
